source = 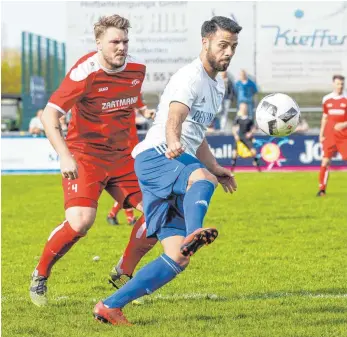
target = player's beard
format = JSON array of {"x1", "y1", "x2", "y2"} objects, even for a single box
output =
[
  {"x1": 102, "y1": 51, "x2": 126, "y2": 70},
  {"x1": 206, "y1": 45, "x2": 230, "y2": 72}
]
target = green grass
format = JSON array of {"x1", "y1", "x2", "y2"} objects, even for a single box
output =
[{"x1": 2, "y1": 172, "x2": 347, "y2": 337}]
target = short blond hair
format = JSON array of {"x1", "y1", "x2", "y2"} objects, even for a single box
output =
[{"x1": 94, "y1": 15, "x2": 131, "y2": 39}]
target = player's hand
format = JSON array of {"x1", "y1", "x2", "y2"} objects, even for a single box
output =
[
  {"x1": 143, "y1": 108, "x2": 156, "y2": 120},
  {"x1": 234, "y1": 135, "x2": 240, "y2": 142},
  {"x1": 334, "y1": 122, "x2": 346, "y2": 132},
  {"x1": 319, "y1": 135, "x2": 325, "y2": 143},
  {"x1": 165, "y1": 141, "x2": 185, "y2": 159},
  {"x1": 245, "y1": 132, "x2": 252, "y2": 139},
  {"x1": 60, "y1": 154, "x2": 78, "y2": 180},
  {"x1": 212, "y1": 165, "x2": 237, "y2": 193}
]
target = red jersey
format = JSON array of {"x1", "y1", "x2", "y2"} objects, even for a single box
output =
[
  {"x1": 48, "y1": 51, "x2": 146, "y2": 159},
  {"x1": 322, "y1": 92, "x2": 347, "y2": 138}
]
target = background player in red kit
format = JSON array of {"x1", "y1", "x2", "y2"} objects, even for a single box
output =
[
  {"x1": 317, "y1": 75, "x2": 347, "y2": 197},
  {"x1": 29, "y1": 15, "x2": 156, "y2": 306}
]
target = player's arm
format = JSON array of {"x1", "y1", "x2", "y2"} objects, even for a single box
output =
[
  {"x1": 196, "y1": 138, "x2": 237, "y2": 193},
  {"x1": 334, "y1": 121, "x2": 347, "y2": 131},
  {"x1": 231, "y1": 118, "x2": 240, "y2": 141},
  {"x1": 41, "y1": 106, "x2": 78, "y2": 180},
  {"x1": 319, "y1": 113, "x2": 328, "y2": 143},
  {"x1": 165, "y1": 102, "x2": 188, "y2": 159},
  {"x1": 135, "y1": 93, "x2": 155, "y2": 119},
  {"x1": 42, "y1": 64, "x2": 88, "y2": 179}
]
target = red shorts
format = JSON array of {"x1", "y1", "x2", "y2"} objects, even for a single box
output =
[
  {"x1": 62, "y1": 152, "x2": 142, "y2": 210},
  {"x1": 322, "y1": 134, "x2": 347, "y2": 160}
]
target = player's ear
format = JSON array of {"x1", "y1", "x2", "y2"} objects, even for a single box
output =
[
  {"x1": 96, "y1": 39, "x2": 102, "y2": 51},
  {"x1": 202, "y1": 37, "x2": 209, "y2": 51}
]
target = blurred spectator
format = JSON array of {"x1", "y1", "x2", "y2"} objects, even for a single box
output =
[
  {"x1": 215, "y1": 71, "x2": 235, "y2": 131},
  {"x1": 29, "y1": 109, "x2": 45, "y2": 135},
  {"x1": 234, "y1": 70, "x2": 258, "y2": 120}
]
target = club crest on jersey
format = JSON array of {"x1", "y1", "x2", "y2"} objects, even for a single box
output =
[
  {"x1": 131, "y1": 79, "x2": 141, "y2": 87},
  {"x1": 102, "y1": 96, "x2": 138, "y2": 110}
]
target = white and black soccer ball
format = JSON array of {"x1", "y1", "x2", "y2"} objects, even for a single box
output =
[{"x1": 256, "y1": 93, "x2": 301, "y2": 137}]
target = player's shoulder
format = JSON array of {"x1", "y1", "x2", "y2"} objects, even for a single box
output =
[
  {"x1": 69, "y1": 52, "x2": 100, "y2": 82},
  {"x1": 126, "y1": 54, "x2": 146, "y2": 71},
  {"x1": 322, "y1": 91, "x2": 347, "y2": 104},
  {"x1": 173, "y1": 58, "x2": 205, "y2": 88},
  {"x1": 322, "y1": 92, "x2": 335, "y2": 104}
]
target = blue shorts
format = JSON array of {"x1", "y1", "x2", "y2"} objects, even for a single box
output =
[{"x1": 134, "y1": 146, "x2": 205, "y2": 240}]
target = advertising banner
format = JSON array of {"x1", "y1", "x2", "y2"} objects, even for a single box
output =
[
  {"x1": 66, "y1": 1, "x2": 254, "y2": 92},
  {"x1": 2, "y1": 135, "x2": 345, "y2": 174},
  {"x1": 256, "y1": 2, "x2": 347, "y2": 91},
  {"x1": 2, "y1": 136, "x2": 60, "y2": 174}
]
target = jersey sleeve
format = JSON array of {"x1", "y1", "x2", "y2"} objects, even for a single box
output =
[
  {"x1": 170, "y1": 77, "x2": 198, "y2": 110},
  {"x1": 47, "y1": 67, "x2": 89, "y2": 114},
  {"x1": 322, "y1": 98, "x2": 328, "y2": 115}
]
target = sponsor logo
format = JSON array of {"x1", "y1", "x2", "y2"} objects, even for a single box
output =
[
  {"x1": 131, "y1": 79, "x2": 141, "y2": 87},
  {"x1": 102, "y1": 96, "x2": 139, "y2": 110},
  {"x1": 98, "y1": 87, "x2": 108, "y2": 92},
  {"x1": 191, "y1": 110, "x2": 214, "y2": 125},
  {"x1": 195, "y1": 200, "x2": 208, "y2": 207},
  {"x1": 262, "y1": 8, "x2": 347, "y2": 47}
]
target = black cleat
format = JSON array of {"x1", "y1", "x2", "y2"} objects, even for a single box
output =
[
  {"x1": 316, "y1": 190, "x2": 326, "y2": 197},
  {"x1": 180, "y1": 228, "x2": 218, "y2": 257},
  {"x1": 107, "y1": 215, "x2": 119, "y2": 225}
]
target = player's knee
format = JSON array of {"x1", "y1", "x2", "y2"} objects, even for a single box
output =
[
  {"x1": 188, "y1": 168, "x2": 218, "y2": 189},
  {"x1": 65, "y1": 207, "x2": 96, "y2": 234},
  {"x1": 322, "y1": 158, "x2": 331, "y2": 167},
  {"x1": 167, "y1": 253, "x2": 190, "y2": 269}
]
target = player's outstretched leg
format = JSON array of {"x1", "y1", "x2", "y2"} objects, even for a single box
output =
[
  {"x1": 251, "y1": 149, "x2": 261, "y2": 172},
  {"x1": 231, "y1": 150, "x2": 237, "y2": 171},
  {"x1": 180, "y1": 169, "x2": 218, "y2": 256},
  {"x1": 124, "y1": 208, "x2": 137, "y2": 225},
  {"x1": 109, "y1": 214, "x2": 157, "y2": 288},
  {"x1": 94, "y1": 236, "x2": 189, "y2": 325},
  {"x1": 317, "y1": 158, "x2": 330, "y2": 197},
  {"x1": 30, "y1": 207, "x2": 95, "y2": 306},
  {"x1": 30, "y1": 220, "x2": 85, "y2": 306},
  {"x1": 107, "y1": 201, "x2": 121, "y2": 225}
]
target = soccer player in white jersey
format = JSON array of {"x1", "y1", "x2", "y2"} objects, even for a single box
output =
[{"x1": 93, "y1": 16, "x2": 241, "y2": 325}]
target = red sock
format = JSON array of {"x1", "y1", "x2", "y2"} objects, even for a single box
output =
[
  {"x1": 319, "y1": 166, "x2": 329, "y2": 191},
  {"x1": 35, "y1": 220, "x2": 85, "y2": 278},
  {"x1": 124, "y1": 208, "x2": 134, "y2": 223},
  {"x1": 109, "y1": 201, "x2": 121, "y2": 217},
  {"x1": 116, "y1": 214, "x2": 157, "y2": 276}
]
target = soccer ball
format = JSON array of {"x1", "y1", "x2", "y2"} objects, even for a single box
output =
[{"x1": 255, "y1": 93, "x2": 301, "y2": 137}]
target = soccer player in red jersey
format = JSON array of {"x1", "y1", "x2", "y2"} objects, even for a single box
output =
[
  {"x1": 29, "y1": 15, "x2": 156, "y2": 306},
  {"x1": 317, "y1": 75, "x2": 347, "y2": 196}
]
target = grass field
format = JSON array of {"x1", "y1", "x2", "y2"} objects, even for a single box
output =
[{"x1": 2, "y1": 172, "x2": 347, "y2": 337}]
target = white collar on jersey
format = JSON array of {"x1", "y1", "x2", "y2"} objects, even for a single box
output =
[{"x1": 95, "y1": 52, "x2": 128, "y2": 74}]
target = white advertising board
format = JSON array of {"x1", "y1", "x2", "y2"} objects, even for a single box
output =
[
  {"x1": 66, "y1": 1, "x2": 255, "y2": 92},
  {"x1": 256, "y1": 2, "x2": 347, "y2": 91},
  {"x1": 2, "y1": 137, "x2": 60, "y2": 173}
]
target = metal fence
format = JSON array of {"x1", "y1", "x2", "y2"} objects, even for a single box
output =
[{"x1": 21, "y1": 31, "x2": 65, "y2": 130}]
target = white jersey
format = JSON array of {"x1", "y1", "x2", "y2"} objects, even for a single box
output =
[{"x1": 132, "y1": 58, "x2": 225, "y2": 157}]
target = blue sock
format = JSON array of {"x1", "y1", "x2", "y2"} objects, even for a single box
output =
[
  {"x1": 183, "y1": 180, "x2": 215, "y2": 235},
  {"x1": 103, "y1": 254, "x2": 183, "y2": 308}
]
